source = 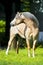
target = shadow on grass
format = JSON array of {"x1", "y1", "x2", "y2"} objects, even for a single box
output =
[{"x1": 36, "y1": 41, "x2": 43, "y2": 48}]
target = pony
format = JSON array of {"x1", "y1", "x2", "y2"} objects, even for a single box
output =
[{"x1": 6, "y1": 12, "x2": 39, "y2": 57}]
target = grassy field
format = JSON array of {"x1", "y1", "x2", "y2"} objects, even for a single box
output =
[{"x1": 0, "y1": 47, "x2": 43, "y2": 65}]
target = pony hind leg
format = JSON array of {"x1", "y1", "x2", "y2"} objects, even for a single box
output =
[
  {"x1": 32, "y1": 39, "x2": 37, "y2": 57},
  {"x1": 26, "y1": 38, "x2": 31, "y2": 57},
  {"x1": 25, "y1": 27, "x2": 31, "y2": 57},
  {"x1": 32, "y1": 29, "x2": 39, "y2": 57}
]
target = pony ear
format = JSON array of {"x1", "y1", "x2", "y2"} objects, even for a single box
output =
[
  {"x1": 17, "y1": 12, "x2": 20, "y2": 14},
  {"x1": 17, "y1": 12, "x2": 20, "y2": 16},
  {"x1": 21, "y1": 13, "x2": 25, "y2": 19}
]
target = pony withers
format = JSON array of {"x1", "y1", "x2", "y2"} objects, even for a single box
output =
[{"x1": 6, "y1": 12, "x2": 39, "y2": 57}]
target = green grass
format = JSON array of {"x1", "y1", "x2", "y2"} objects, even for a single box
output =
[{"x1": 0, "y1": 48, "x2": 43, "y2": 65}]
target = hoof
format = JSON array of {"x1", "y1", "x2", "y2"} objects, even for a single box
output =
[
  {"x1": 6, "y1": 51, "x2": 8, "y2": 55},
  {"x1": 32, "y1": 54, "x2": 35, "y2": 58},
  {"x1": 28, "y1": 54, "x2": 31, "y2": 57}
]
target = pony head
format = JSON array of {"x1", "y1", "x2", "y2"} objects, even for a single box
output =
[{"x1": 10, "y1": 12, "x2": 25, "y2": 26}]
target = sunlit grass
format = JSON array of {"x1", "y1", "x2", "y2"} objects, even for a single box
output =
[{"x1": 0, "y1": 48, "x2": 43, "y2": 65}]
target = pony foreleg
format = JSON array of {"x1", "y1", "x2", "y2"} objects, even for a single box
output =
[
  {"x1": 6, "y1": 36, "x2": 14, "y2": 55},
  {"x1": 6, "y1": 42, "x2": 9, "y2": 55},
  {"x1": 32, "y1": 40, "x2": 37, "y2": 57}
]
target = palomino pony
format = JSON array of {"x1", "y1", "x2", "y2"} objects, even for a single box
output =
[{"x1": 6, "y1": 12, "x2": 39, "y2": 57}]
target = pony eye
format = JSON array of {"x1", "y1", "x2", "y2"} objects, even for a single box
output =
[{"x1": 16, "y1": 17, "x2": 17, "y2": 19}]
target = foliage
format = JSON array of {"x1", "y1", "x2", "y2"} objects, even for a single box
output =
[
  {"x1": 0, "y1": 20, "x2": 5, "y2": 46},
  {"x1": 21, "y1": 0, "x2": 30, "y2": 12},
  {"x1": 0, "y1": 48, "x2": 43, "y2": 65},
  {"x1": 0, "y1": 20, "x2": 5, "y2": 32}
]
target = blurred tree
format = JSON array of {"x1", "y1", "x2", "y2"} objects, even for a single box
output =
[
  {"x1": 15, "y1": 0, "x2": 21, "y2": 12},
  {"x1": 4, "y1": 0, "x2": 21, "y2": 45},
  {"x1": 21, "y1": 0, "x2": 30, "y2": 12},
  {"x1": 4, "y1": 1, "x2": 12, "y2": 45}
]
